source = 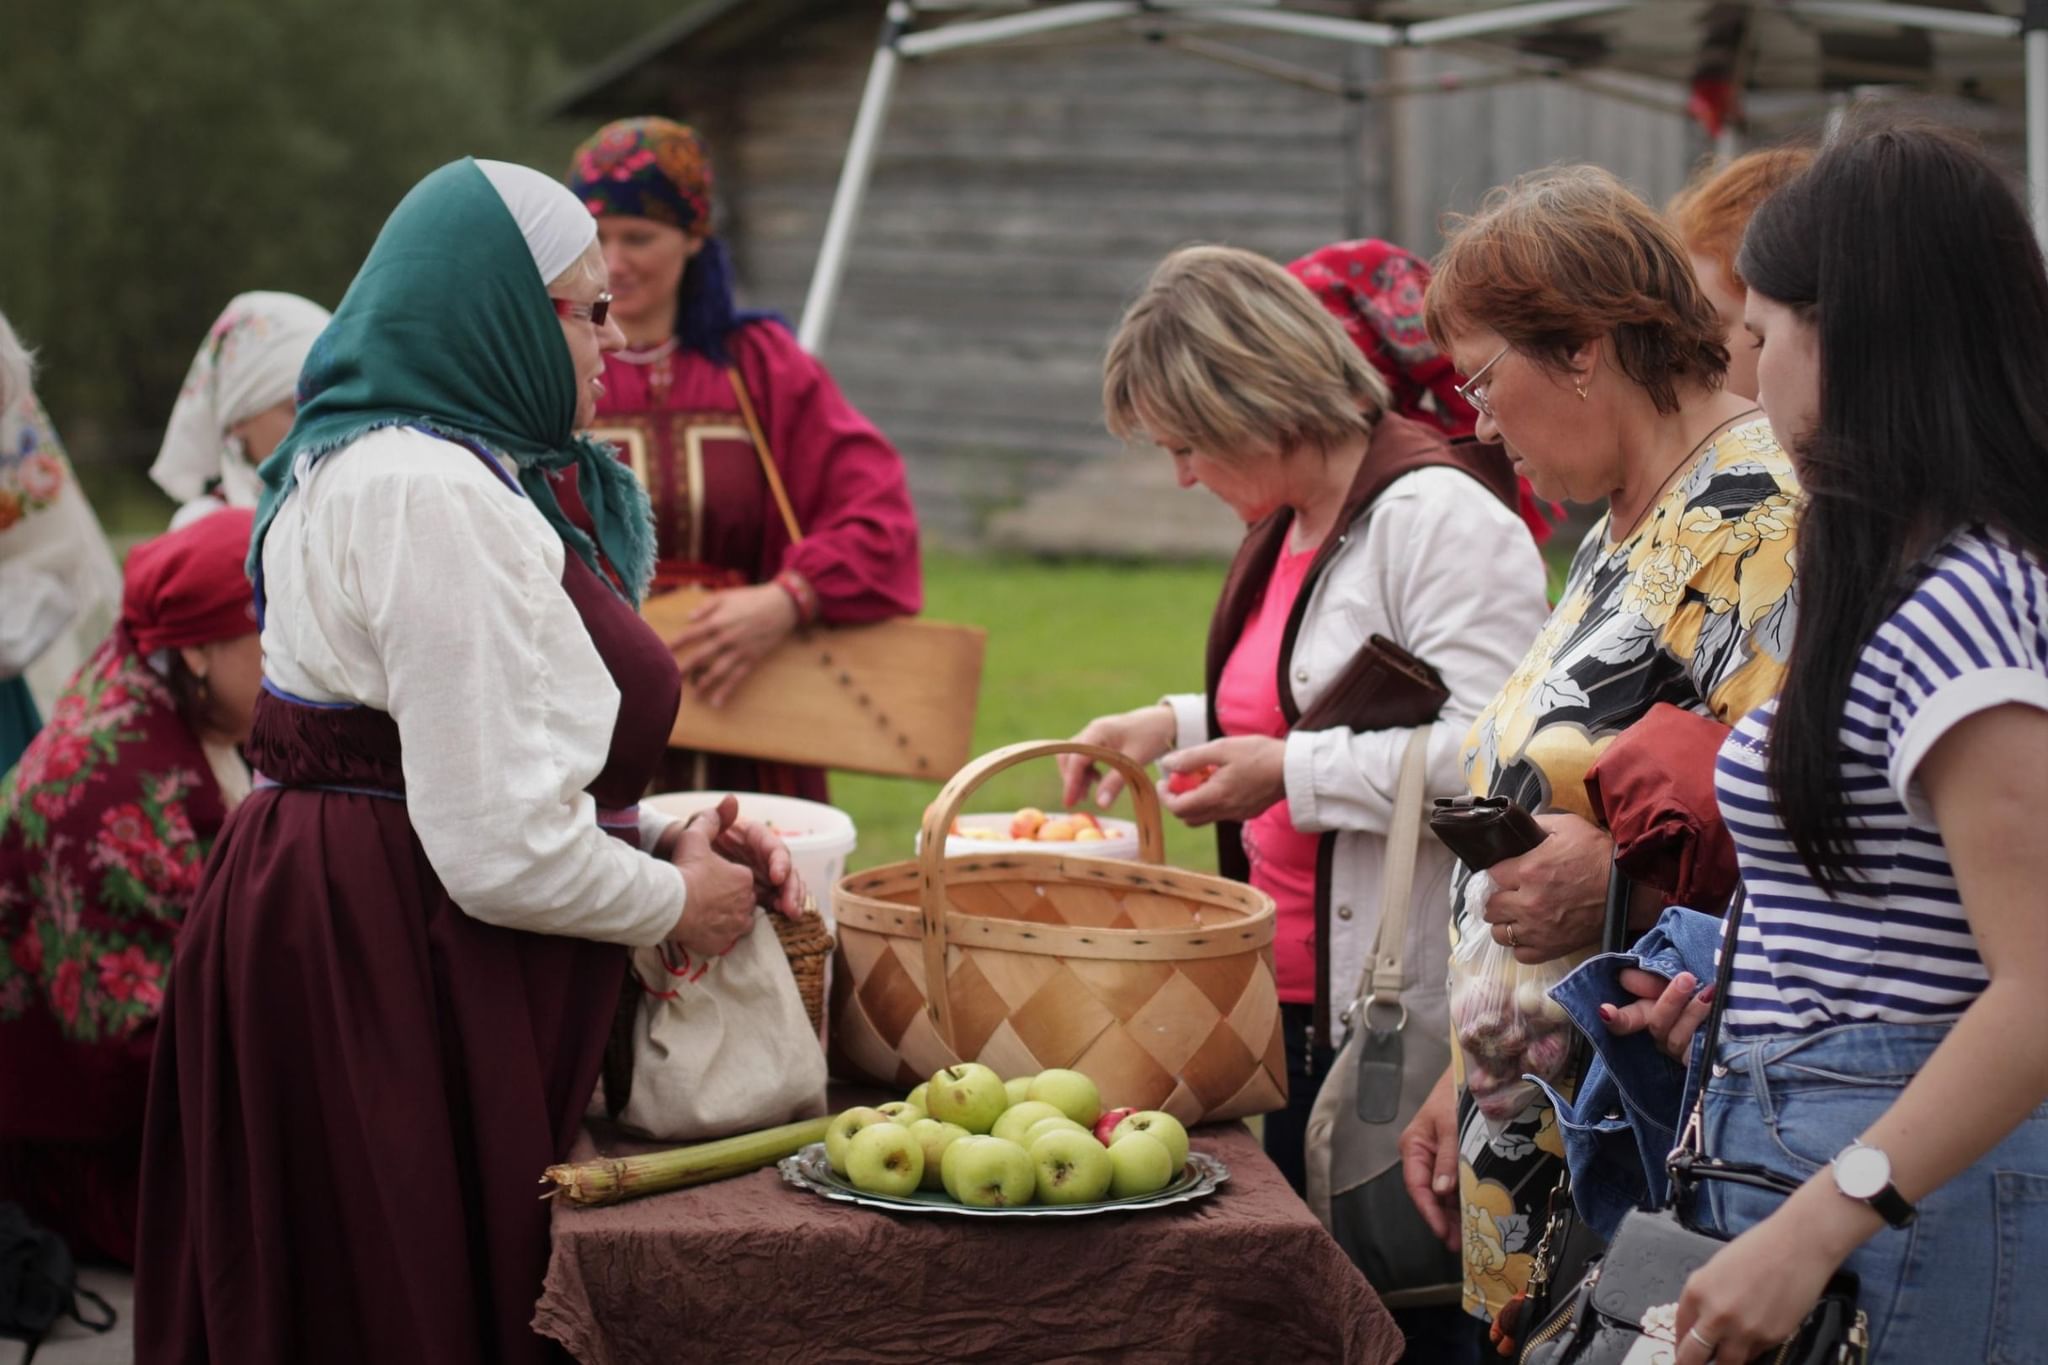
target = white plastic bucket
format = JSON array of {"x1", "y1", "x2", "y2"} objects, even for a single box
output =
[
  {"x1": 916, "y1": 812, "x2": 1143, "y2": 861},
  {"x1": 643, "y1": 791, "x2": 858, "y2": 930}
]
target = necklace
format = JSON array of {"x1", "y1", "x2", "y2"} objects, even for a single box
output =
[{"x1": 1606, "y1": 406, "x2": 1761, "y2": 547}]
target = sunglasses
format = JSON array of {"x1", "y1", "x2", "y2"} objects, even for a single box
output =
[
  {"x1": 552, "y1": 292, "x2": 612, "y2": 328},
  {"x1": 1454, "y1": 343, "x2": 1511, "y2": 418}
]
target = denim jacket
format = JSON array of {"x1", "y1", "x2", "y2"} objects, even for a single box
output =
[{"x1": 1527, "y1": 905, "x2": 1725, "y2": 1239}]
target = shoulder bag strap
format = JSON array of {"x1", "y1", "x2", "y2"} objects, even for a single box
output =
[
  {"x1": 1339, "y1": 725, "x2": 1433, "y2": 1036},
  {"x1": 1674, "y1": 883, "x2": 1750, "y2": 1161},
  {"x1": 723, "y1": 365, "x2": 806, "y2": 546}
]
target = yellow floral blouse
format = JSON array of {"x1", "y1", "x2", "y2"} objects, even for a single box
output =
[{"x1": 1451, "y1": 415, "x2": 1798, "y2": 1320}]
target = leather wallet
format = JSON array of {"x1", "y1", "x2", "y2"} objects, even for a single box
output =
[
  {"x1": 1294, "y1": 634, "x2": 1450, "y2": 733},
  {"x1": 1428, "y1": 795, "x2": 1547, "y2": 871}
]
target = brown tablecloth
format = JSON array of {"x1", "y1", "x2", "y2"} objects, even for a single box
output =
[{"x1": 535, "y1": 1122, "x2": 1402, "y2": 1364}]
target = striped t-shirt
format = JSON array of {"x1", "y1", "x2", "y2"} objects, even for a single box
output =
[{"x1": 1717, "y1": 527, "x2": 2048, "y2": 1037}]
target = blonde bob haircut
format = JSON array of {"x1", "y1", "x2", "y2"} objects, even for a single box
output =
[{"x1": 1104, "y1": 245, "x2": 1389, "y2": 462}]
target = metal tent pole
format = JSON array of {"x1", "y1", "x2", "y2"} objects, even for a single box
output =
[
  {"x1": 798, "y1": 2, "x2": 913, "y2": 355},
  {"x1": 2029, "y1": 0, "x2": 2047, "y2": 255}
]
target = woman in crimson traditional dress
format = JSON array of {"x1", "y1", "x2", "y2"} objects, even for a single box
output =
[{"x1": 567, "y1": 117, "x2": 922, "y2": 799}]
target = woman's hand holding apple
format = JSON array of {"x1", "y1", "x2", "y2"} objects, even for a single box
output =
[{"x1": 1156, "y1": 736, "x2": 1287, "y2": 827}]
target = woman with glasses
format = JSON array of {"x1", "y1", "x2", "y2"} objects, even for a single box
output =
[
  {"x1": 566, "y1": 117, "x2": 921, "y2": 799},
  {"x1": 1394, "y1": 165, "x2": 1801, "y2": 1335},
  {"x1": 132, "y1": 158, "x2": 805, "y2": 1364}
]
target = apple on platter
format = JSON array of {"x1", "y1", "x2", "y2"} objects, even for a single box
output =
[
  {"x1": 1022, "y1": 1116, "x2": 1088, "y2": 1148},
  {"x1": 1026, "y1": 1068, "x2": 1102, "y2": 1127},
  {"x1": 907, "y1": 1118, "x2": 970, "y2": 1191},
  {"x1": 1107, "y1": 1131, "x2": 1176, "y2": 1198},
  {"x1": 824, "y1": 1106, "x2": 892, "y2": 1176},
  {"x1": 906, "y1": 1082, "x2": 930, "y2": 1112},
  {"x1": 925, "y1": 1063, "x2": 1008, "y2": 1134},
  {"x1": 1029, "y1": 1128, "x2": 1113, "y2": 1205},
  {"x1": 875, "y1": 1100, "x2": 925, "y2": 1127},
  {"x1": 942, "y1": 1136, "x2": 1036, "y2": 1208},
  {"x1": 1003, "y1": 1076, "x2": 1034, "y2": 1107},
  {"x1": 990, "y1": 1100, "x2": 1067, "y2": 1147},
  {"x1": 1093, "y1": 1106, "x2": 1137, "y2": 1147},
  {"x1": 1111, "y1": 1111, "x2": 1190, "y2": 1173},
  {"x1": 845, "y1": 1122, "x2": 924, "y2": 1197}
]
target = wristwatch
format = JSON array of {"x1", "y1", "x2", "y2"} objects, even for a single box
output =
[{"x1": 1831, "y1": 1140, "x2": 1916, "y2": 1228}]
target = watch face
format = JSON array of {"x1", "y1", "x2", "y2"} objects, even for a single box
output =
[{"x1": 1835, "y1": 1145, "x2": 1891, "y2": 1200}]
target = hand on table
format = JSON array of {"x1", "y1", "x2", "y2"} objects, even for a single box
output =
[
  {"x1": 1398, "y1": 1066, "x2": 1462, "y2": 1251},
  {"x1": 1156, "y1": 736, "x2": 1286, "y2": 828},
  {"x1": 1481, "y1": 812, "x2": 1614, "y2": 963},
  {"x1": 664, "y1": 583, "x2": 800, "y2": 709},
  {"x1": 1058, "y1": 704, "x2": 1179, "y2": 808}
]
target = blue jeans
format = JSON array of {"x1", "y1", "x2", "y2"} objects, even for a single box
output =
[{"x1": 1700, "y1": 1020, "x2": 2048, "y2": 1365}]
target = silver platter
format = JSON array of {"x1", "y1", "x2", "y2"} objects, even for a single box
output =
[{"x1": 777, "y1": 1143, "x2": 1229, "y2": 1218}]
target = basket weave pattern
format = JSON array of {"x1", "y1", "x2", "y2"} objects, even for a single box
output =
[
  {"x1": 771, "y1": 909, "x2": 834, "y2": 1035},
  {"x1": 827, "y1": 742, "x2": 1287, "y2": 1126}
]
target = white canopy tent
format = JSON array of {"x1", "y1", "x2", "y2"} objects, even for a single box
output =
[{"x1": 796, "y1": 0, "x2": 2048, "y2": 354}]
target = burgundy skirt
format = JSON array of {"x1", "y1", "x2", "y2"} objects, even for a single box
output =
[{"x1": 133, "y1": 699, "x2": 626, "y2": 1365}]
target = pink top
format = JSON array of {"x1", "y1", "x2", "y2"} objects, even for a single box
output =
[{"x1": 1215, "y1": 539, "x2": 1322, "y2": 1005}]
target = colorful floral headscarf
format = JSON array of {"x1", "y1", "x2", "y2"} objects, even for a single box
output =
[
  {"x1": 568, "y1": 117, "x2": 714, "y2": 235},
  {"x1": 1289, "y1": 239, "x2": 1563, "y2": 543}
]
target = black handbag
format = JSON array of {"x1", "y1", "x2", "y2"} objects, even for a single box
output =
[
  {"x1": 0, "y1": 1202, "x2": 116, "y2": 1365},
  {"x1": 1516, "y1": 887, "x2": 1870, "y2": 1364}
]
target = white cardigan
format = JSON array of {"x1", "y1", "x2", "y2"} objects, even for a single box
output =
[{"x1": 1165, "y1": 465, "x2": 1550, "y2": 1042}]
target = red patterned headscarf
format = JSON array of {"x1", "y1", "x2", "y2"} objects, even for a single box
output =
[
  {"x1": 119, "y1": 507, "x2": 258, "y2": 655},
  {"x1": 1289, "y1": 240, "x2": 1562, "y2": 543},
  {"x1": 568, "y1": 117, "x2": 713, "y2": 234}
]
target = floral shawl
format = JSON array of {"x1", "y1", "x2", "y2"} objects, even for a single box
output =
[{"x1": 0, "y1": 628, "x2": 224, "y2": 1139}]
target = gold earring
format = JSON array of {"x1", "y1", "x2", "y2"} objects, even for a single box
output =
[{"x1": 1575, "y1": 380, "x2": 1589, "y2": 400}]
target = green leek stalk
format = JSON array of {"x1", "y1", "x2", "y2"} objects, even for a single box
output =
[{"x1": 543, "y1": 1116, "x2": 831, "y2": 1207}]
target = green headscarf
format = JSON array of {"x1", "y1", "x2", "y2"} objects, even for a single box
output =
[{"x1": 248, "y1": 158, "x2": 655, "y2": 604}]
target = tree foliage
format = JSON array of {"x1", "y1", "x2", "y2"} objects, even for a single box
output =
[{"x1": 0, "y1": 0, "x2": 679, "y2": 496}]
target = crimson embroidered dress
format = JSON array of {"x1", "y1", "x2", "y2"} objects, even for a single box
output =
[
  {"x1": 590, "y1": 319, "x2": 921, "y2": 797},
  {"x1": 0, "y1": 630, "x2": 228, "y2": 1264}
]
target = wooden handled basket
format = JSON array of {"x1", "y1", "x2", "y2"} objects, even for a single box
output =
[{"x1": 828, "y1": 741, "x2": 1288, "y2": 1126}]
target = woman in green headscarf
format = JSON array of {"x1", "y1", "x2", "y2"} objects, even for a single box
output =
[{"x1": 133, "y1": 159, "x2": 807, "y2": 1365}]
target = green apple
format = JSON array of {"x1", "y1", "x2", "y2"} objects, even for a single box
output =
[
  {"x1": 942, "y1": 1136, "x2": 1035, "y2": 1207},
  {"x1": 907, "y1": 1118, "x2": 969, "y2": 1192},
  {"x1": 1026, "y1": 1068, "x2": 1103, "y2": 1127},
  {"x1": 991, "y1": 1100, "x2": 1066, "y2": 1147},
  {"x1": 926, "y1": 1063, "x2": 1008, "y2": 1134},
  {"x1": 1003, "y1": 1076, "x2": 1034, "y2": 1107},
  {"x1": 1023, "y1": 1115, "x2": 1088, "y2": 1148},
  {"x1": 824, "y1": 1106, "x2": 891, "y2": 1175},
  {"x1": 845, "y1": 1121, "x2": 923, "y2": 1196},
  {"x1": 876, "y1": 1100, "x2": 926, "y2": 1127},
  {"x1": 906, "y1": 1082, "x2": 930, "y2": 1112},
  {"x1": 1106, "y1": 1131, "x2": 1175, "y2": 1198},
  {"x1": 1029, "y1": 1127, "x2": 1113, "y2": 1205},
  {"x1": 1111, "y1": 1111, "x2": 1189, "y2": 1173}
]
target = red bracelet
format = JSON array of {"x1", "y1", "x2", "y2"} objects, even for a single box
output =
[{"x1": 773, "y1": 568, "x2": 819, "y2": 625}]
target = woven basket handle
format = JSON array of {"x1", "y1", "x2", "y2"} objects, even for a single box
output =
[{"x1": 915, "y1": 740, "x2": 1167, "y2": 1050}]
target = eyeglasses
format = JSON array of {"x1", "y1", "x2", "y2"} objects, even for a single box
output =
[
  {"x1": 552, "y1": 292, "x2": 612, "y2": 327},
  {"x1": 1454, "y1": 343, "x2": 1511, "y2": 418}
]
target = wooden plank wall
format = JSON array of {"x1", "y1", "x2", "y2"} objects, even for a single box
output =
[{"x1": 651, "y1": 5, "x2": 1703, "y2": 547}]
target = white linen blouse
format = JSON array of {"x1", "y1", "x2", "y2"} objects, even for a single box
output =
[{"x1": 258, "y1": 426, "x2": 683, "y2": 946}]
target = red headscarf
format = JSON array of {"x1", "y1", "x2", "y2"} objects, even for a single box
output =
[
  {"x1": 1288, "y1": 240, "x2": 1563, "y2": 544},
  {"x1": 119, "y1": 507, "x2": 257, "y2": 654}
]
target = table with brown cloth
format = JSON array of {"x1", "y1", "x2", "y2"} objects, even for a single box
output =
[{"x1": 534, "y1": 1121, "x2": 1402, "y2": 1365}]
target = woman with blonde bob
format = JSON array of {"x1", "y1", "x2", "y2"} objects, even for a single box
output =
[
  {"x1": 1394, "y1": 165, "x2": 1801, "y2": 1331},
  {"x1": 1063, "y1": 244, "x2": 1547, "y2": 1363}
]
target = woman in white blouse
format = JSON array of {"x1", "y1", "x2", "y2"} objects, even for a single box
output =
[{"x1": 133, "y1": 159, "x2": 800, "y2": 1365}]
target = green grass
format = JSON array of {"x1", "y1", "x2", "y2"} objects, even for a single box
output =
[{"x1": 831, "y1": 551, "x2": 1228, "y2": 874}]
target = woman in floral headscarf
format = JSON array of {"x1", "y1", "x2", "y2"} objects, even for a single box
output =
[
  {"x1": 0, "y1": 507, "x2": 260, "y2": 1265},
  {"x1": 1288, "y1": 241, "x2": 1562, "y2": 545},
  {"x1": 0, "y1": 310, "x2": 124, "y2": 774},
  {"x1": 568, "y1": 117, "x2": 921, "y2": 799},
  {"x1": 149, "y1": 291, "x2": 331, "y2": 527}
]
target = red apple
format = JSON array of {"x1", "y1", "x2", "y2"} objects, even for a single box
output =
[
  {"x1": 1093, "y1": 1106, "x2": 1137, "y2": 1146},
  {"x1": 1166, "y1": 765, "x2": 1219, "y2": 795}
]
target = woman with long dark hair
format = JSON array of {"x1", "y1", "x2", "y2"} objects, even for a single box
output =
[{"x1": 1608, "y1": 122, "x2": 2048, "y2": 1365}]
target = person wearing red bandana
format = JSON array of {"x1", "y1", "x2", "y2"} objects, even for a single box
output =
[
  {"x1": 0, "y1": 507, "x2": 260, "y2": 1265},
  {"x1": 567, "y1": 117, "x2": 922, "y2": 800}
]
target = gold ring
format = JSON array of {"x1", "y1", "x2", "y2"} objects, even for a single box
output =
[
  {"x1": 800, "y1": 892, "x2": 818, "y2": 915},
  {"x1": 1687, "y1": 1327, "x2": 1716, "y2": 1355},
  {"x1": 1507, "y1": 923, "x2": 1519, "y2": 949}
]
